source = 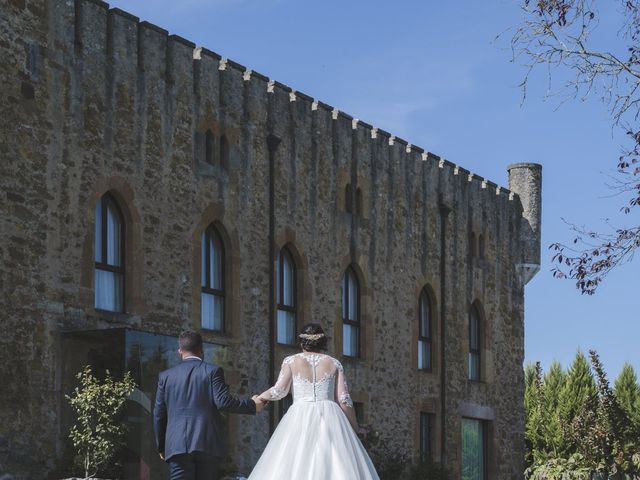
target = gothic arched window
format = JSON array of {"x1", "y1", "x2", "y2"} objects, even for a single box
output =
[
  {"x1": 201, "y1": 225, "x2": 225, "y2": 331},
  {"x1": 469, "y1": 303, "x2": 482, "y2": 381},
  {"x1": 342, "y1": 267, "x2": 360, "y2": 357},
  {"x1": 418, "y1": 288, "x2": 432, "y2": 370},
  {"x1": 94, "y1": 193, "x2": 125, "y2": 312},
  {"x1": 277, "y1": 247, "x2": 297, "y2": 345}
]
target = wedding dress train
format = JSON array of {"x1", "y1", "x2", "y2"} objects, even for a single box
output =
[{"x1": 247, "y1": 353, "x2": 380, "y2": 480}]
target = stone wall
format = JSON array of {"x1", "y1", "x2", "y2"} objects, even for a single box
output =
[{"x1": 0, "y1": 0, "x2": 540, "y2": 478}]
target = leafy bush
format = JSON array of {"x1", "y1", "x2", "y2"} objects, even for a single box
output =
[
  {"x1": 66, "y1": 366, "x2": 136, "y2": 479},
  {"x1": 525, "y1": 350, "x2": 640, "y2": 479}
]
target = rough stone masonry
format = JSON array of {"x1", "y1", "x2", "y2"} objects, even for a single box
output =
[{"x1": 0, "y1": 0, "x2": 541, "y2": 478}]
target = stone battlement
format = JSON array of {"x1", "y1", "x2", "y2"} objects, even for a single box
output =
[{"x1": 68, "y1": 0, "x2": 514, "y2": 202}]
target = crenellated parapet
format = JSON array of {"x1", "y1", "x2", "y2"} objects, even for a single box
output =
[{"x1": 56, "y1": 0, "x2": 523, "y2": 206}]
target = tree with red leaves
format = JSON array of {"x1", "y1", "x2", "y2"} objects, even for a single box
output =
[{"x1": 510, "y1": 0, "x2": 640, "y2": 294}]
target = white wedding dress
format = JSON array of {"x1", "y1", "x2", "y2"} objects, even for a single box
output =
[{"x1": 248, "y1": 353, "x2": 380, "y2": 480}]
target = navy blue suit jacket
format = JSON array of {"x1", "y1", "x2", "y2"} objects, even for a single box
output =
[{"x1": 153, "y1": 358, "x2": 256, "y2": 461}]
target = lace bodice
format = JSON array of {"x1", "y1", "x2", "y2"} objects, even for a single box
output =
[{"x1": 268, "y1": 353, "x2": 353, "y2": 407}]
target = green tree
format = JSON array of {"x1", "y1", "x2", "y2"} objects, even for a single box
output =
[
  {"x1": 524, "y1": 362, "x2": 546, "y2": 468},
  {"x1": 66, "y1": 366, "x2": 136, "y2": 479},
  {"x1": 542, "y1": 361, "x2": 566, "y2": 456},
  {"x1": 614, "y1": 362, "x2": 640, "y2": 427},
  {"x1": 558, "y1": 351, "x2": 596, "y2": 432},
  {"x1": 578, "y1": 351, "x2": 640, "y2": 476}
]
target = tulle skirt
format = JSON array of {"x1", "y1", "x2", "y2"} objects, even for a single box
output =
[{"x1": 247, "y1": 400, "x2": 380, "y2": 480}]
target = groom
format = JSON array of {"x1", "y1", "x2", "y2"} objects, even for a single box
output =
[{"x1": 153, "y1": 331, "x2": 266, "y2": 480}]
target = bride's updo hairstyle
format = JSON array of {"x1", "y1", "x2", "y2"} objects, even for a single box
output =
[{"x1": 299, "y1": 323, "x2": 328, "y2": 352}]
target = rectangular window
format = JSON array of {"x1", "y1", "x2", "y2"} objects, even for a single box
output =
[
  {"x1": 343, "y1": 323, "x2": 359, "y2": 357},
  {"x1": 418, "y1": 340, "x2": 431, "y2": 370},
  {"x1": 418, "y1": 290, "x2": 432, "y2": 370},
  {"x1": 201, "y1": 292, "x2": 224, "y2": 331},
  {"x1": 95, "y1": 269, "x2": 123, "y2": 311},
  {"x1": 420, "y1": 413, "x2": 432, "y2": 463},
  {"x1": 462, "y1": 418, "x2": 486, "y2": 480},
  {"x1": 277, "y1": 250, "x2": 297, "y2": 345},
  {"x1": 469, "y1": 352, "x2": 480, "y2": 381},
  {"x1": 277, "y1": 309, "x2": 296, "y2": 345}
]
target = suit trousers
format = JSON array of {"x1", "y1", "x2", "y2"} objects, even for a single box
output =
[{"x1": 168, "y1": 452, "x2": 221, "y2": 480}]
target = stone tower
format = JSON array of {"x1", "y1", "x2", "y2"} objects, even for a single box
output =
[{"x1": 508, "y1": 163, "x2": 543, "y2": 284}]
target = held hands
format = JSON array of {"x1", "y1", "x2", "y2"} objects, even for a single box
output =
[{"x1": 252, "y1": 395, "x2": 269, "y2": 412}]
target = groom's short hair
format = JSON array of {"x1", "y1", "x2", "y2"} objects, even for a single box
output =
[{"x1": 179, "y1": 330, "x2": 203, "y2": 353}]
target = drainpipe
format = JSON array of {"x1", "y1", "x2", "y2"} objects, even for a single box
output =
[
  {"x1": 438, "y1": 197, "x2": 451, "y2": 465},
  {"x1": 266, "y1": 134, "x2": 280, "y2": 433}
]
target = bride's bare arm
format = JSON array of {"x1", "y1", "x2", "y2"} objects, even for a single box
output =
[{"x1": 258, "y1": 357, "x2": 293, "y2": 402}]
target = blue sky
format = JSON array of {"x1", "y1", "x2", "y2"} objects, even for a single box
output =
[{"x1": 108, "y1": 0, "x2": 638, "y2": 379}]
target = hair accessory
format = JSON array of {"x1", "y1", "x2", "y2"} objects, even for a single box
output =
[{"x1": 299, "y1": 333, "x2": 325, "y2": 341}]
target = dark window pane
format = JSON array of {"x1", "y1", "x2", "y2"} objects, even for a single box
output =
[
  {"x1": 348, "y1": 271, "x2": 358, "y2": 321},
  {"x1": 277, "y1": 309, "x2": 296, "y2": 345},
  {"x1": 282, "y1": 252, "x2": 294, "y2": 307},
  {"x1": 420, "y1": 291, "x2": 430, "y2": 338},
  {"x1": 201, "y1": 292, "x2": 224, "y2": 331},
  {"x1": 469, "y1": 309, "x2": 479, "y2": 350},
  {"x1": 343, "y1": 324, "x2": 359, "y2": 357},
  {"x1": 469, "y1": 352, "x2": 480, "y2": 381},
  {"x1": 106, "y1": 202, "x2": 122, "y2": 266},
  {"x1": 95, "y1": 269, "x2": 123, "y2": 311},
  {"x1": 418, "y1": 340, "x2": 431, "y2": 370}
]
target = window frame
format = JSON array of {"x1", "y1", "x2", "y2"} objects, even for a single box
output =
[
  {"x1": 418, "y1": 288, "x2": 433, "y2": 371},
  {"x1": 419, "y1": 412, "x2": 433, "y2": 463},
  {"x1": 276, "y1": 246, "x2": 297, "y2": 346},
  {"x1": 468, "y1": 304, "x2": 481, "y2": 381},
  {"x1": 201, "y1": 224, "x2": 226, "y2": 332},
  {"x1": 461, "y1": 417, "x2": 488, "y2": 480},
  {"x1": 94, "y1": 193, "x2": 125, "y2": 312},
  {"x1": 342, "y1": 266, "x2": 361, "y2": 358}
]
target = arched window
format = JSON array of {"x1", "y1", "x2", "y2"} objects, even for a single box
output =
[
  {"x1": 478, "y1": 234, "x2": 485, "y2": 259},
  {"x1": 276, "y1": 247, "x2": 296, "y2": 345},
  {"x1": 356, "y1": 187, "x2": 363, "y2": 217},
  {"x1": 205, "y1": 129, "x2": 214, "y2": 165},
  {"x1": 220, "y1": 134, "x2": 229, "y2": 169},
  {"x1": 94, "y1": 193, "x2": 125, "y2": 312},
  {"x1": 345, "y1": 184, "x2": 353, "y2": 213},
  {"x1": 342, "y1": 267, "x2": 360, "y2": 357},
  {"x1": 201, "y1": 225, "x2": 225, "y2": 331},
  {"x1": 469, "y1": 303, "x2": 481, "y2": 380},
  {"x1": 418, "y1": 288, "x2": 432, "y2": 370}
]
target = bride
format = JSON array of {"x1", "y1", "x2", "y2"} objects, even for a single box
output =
[{"x1": 247, "y1": 323, "x2": 380, "y2": 480}]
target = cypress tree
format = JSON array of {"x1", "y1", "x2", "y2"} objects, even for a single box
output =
[
  {"x1": 558, "y1": 350, "x2": 596, "y2": 453},
  {"x1": 524, "y1": 362, "x2": 545, "y2": 469},
  {"x1": 542, "y1": 361, "x2": 565, "y2": 456},
  {"x1": 614, "y1": 362, "x2": 640, "y2": 427}
]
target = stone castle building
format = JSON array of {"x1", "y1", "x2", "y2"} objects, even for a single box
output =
[{"x1": 0, "y1": 1, "x2": 542, "y2": 479}]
